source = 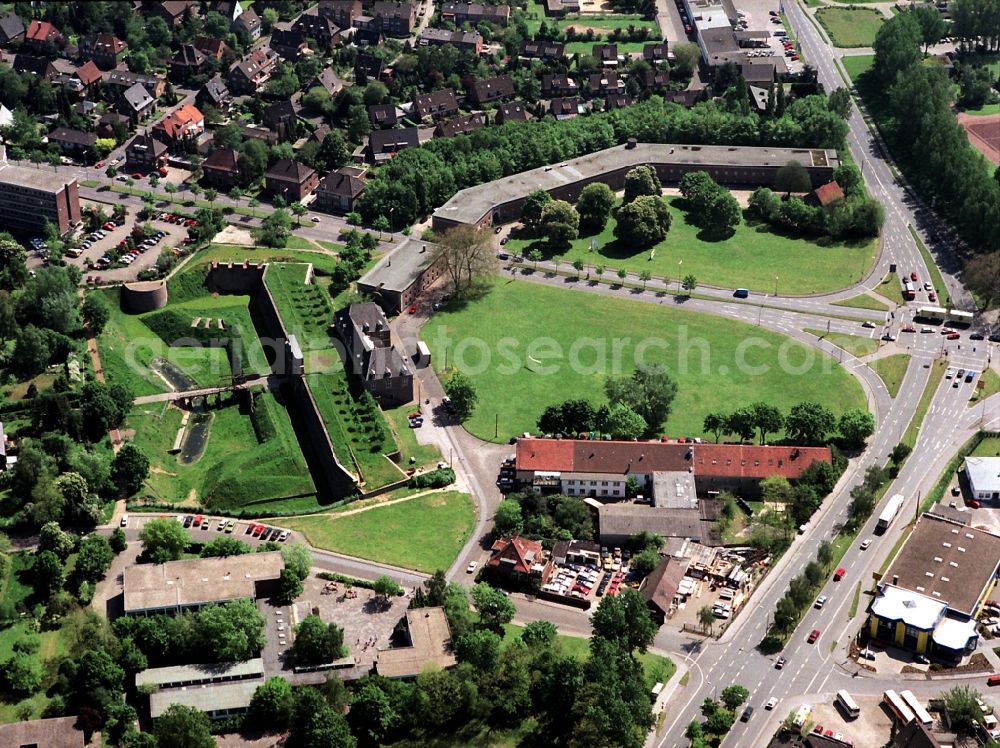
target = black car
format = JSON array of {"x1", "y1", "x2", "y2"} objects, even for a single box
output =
[
  {"x1": 259, "y1": 527, "x2": 272, "y2": 541},
  {"x1": 970, "y1": 332, "x2": 985, "y2": 340},
  {"x1": 182, "y1": 515, "x2": 193, "y2": 528},
  {"x1": 990, "y1": 335, "x2": 1000, "y2": 343},
  {"x1": 741, "y1": 706, "x2": 754, "y2": 722}
]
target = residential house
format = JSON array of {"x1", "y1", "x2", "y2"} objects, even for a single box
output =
[
  {"x1": 152, "y1": 104, "x2": 205, "y2": 148},
  {"x1": 440, "y1": 2, "x2": 510, "y2": 26},
  {"x1": 468, "y1": 75, "x2": 514, "y2": 106},
  {"x1": 107, "y1": 70, "x2": 166, "y2": 99},
  {"x1": 202, "y1": 147, "x2": 241, "y2": 188},
  {"x1": 78, "y1": 33, "x2": 127, "y2": 70},
  {"x1": 97, "y1": 112, "x2": 130, "y2": 139},
  {"x1": 13, "y1": 54, "x2": 57, "y2": 81},
  {"x1": 0, "y1": 717, "x2": 84, "y2": 748},
  {"x1": 550, "y1": 96, "x2": 584, "y2": 119},
  {"x1": 319, "y1": 0, "x2": 363, "y2": 28},
  {"x1": 436, "y1": 113, "x2": 485, "y2": 138},
  {"x1": 314, "y1": 166, "x2": 366, "y2": 214},
  {"x1": 640, "y1": 69, "x2": 671, "y2": 91},
  {"x1": 49, "y1": 128, "x2": 96, "y2": 158},
  {"x1": 63, "y1": 60, "x2": 102, "y2": 94},
  {"x1": 810, "y1": 180, "x2": 845, "y2": 209},
  {"x1": 740, "y1": 61, "x2": 776, "y2": 86},
  {"x1": 419, "y1": 27, "x2": 482, "y2": 54},
  {"x1": 639, "y1": 557, "x2": 689, "y2": 624},
  {"x1": 263, "y1": 100, "x2": 297, "y2": 141},
  {"x1": 264, "y1": 159, "x2": 319, "y2": 201},
  {"x1": 148, "y1": 0, "x2": 194, "y2": 27},
  {"x1": 232, "y1": 7, "x2": 261, "y2": 39},
  {"x1": 194, "y1": 36, "x2": 229, "y2": 61},
  {"x1": 119, "y1": 82, "x2": 157, "y2": 123},
  {"x1": 368, "y1": 103, "x2": 398, "y2": 129},
  {"x1": 605, "y1": 93, "x2": 635, "y2": 109},
  {"x1": 306, "y1": 68, "x2": 343, "y2": 96},
  {"x1": 227, "y1": 47, "x2": 279, "y2": 94},
  {"x1": 373, "y1": 1, "x2": 417, "y2": 37},
  {"x1": 24, "y1": 20, "x2": 63, "y2": 52},
  {"x1": 588, "y1": 73, "x2": 625, "y2": 98},
  {"x1": 643, "y1": 42, "x2": 669, "y2": 65},
  {"x1": 368, "y1": 127, "x2": 419, "y2": 161},
  {"x1": 333, "y1": 302, "x2": 413, "y2": 404},
  {"x1": 269, "y1": 26, "x2": 308, "y2": 61},
  {"x1": 592, "y1": 43, "x2": 618, "y2": 66},
  {"x1": 292, "y1": 8, "x2": 342, "y2": 50},
  {"x1": 544, "y1": 0, "x2": 580, "y2": 17},
  {"x1": 520, "y1": 40, "x2": 565, "y2": 60},
  {"x1": 125, "y1": 134, "x2": 169, "y2": 171},
  {"x1": 413, "y1": 88, "x2": 459, "y2": 120},
  {"x1": 496, "y1": 100, "x2": 529, "y2": 124},
  {"x1": 210, "y1": 0, "x2": 244, "y2": 24},
  {"x1": 542, "y1": 73, "x2": 578, "y2": 98},
  {"x1": 0, "y1": 13, "x2": 24, "y2": 48},
  {"x1": 356, "y1": 53, "x2": 386, "y2": 82},
  {"x1": 238, "y1": 122, "x2": 278, "y2": 145},
  {"x1": 197, "y1": 75, "x2": 232, "y2": 112},
  {"x1": 309, "y1": 124, "x2": 332, "y2": 146},
  {"x1": 487, "y1": 536, "x2": 554, "y2": 586},
  {"x1": 170, "y1": 44, "x2": 207, "y2": 80}
]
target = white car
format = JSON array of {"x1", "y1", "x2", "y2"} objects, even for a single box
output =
[
  {"x1": 110, "y1": 158, "x2": 120, "y2": 166},
  {"x1": 860, "y1": 538, "x2": 872, "y2": 550},
  {"x1": 311, "y1": 216, "x2": 320, "y2": 222},
  {"x1": 466, "y1": 561, "x2": 478, "y2": 574},
  {"x1": 120, "y1": 514, "x2": 129, "y2": 528},
  {"x1": 765, "y1": 698, "x2": 778, "y2": 710},
  {"x1": 815, "y1": 595, "x2": 827, "y2": 609}
]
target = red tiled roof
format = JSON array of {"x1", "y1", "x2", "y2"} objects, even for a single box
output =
[
  {"x1": 692, "y1": 443, "x2": 831, "y2": 480},
  {"x1": 515, "y1": 438, "x2": 575, "y2": 472},
  {"x1": 814, "y1": 180, "x2": 844, "y2": 206},
  {"x1": 26, "y1": 19, "x2": 58, "y2": 42},
  {"x1": 154, "y1": 104, "x2": 203, "y2": 139},
  {"x1": 75, "y1": 60, "x2": 102, "y2": 86},
  {"x1": 488, "y1": 535, "x2": 544, "y2": 575}
]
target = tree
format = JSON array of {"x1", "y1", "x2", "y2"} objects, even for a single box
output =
[
  {"x1": 697, "y1": 605, "x2": 716, "y2": 634},
  {"x1": 154, "y1": 704, "x2": 215, "y2": 748},
  {"x1": 139, "y1": 518, "x2": 189, "y2": 564},
  {"x1": 80, "y1": 295, "x2": 110, "y2": 334},
  {"x1": 576, "y1": 182, "x2": 616, "y2": 230},
  {"x1": 200, "y1": 537, "x2": 251, "y2": 558},
  {"x1": 455, "y1": 628, "x2": 502, "y2": 672},
  {"x1": 2, "y1": 652, "x2": 44, "y2": 696},
  {"x1": 528, "y1": 248, "x2": 543, "y2": 269},
  {"x1": 110, "y1": 528, "x2": 128, "y2": 554},
  {"x1": 79, "y1": 381, "x2": 132, "y2": 441},
  {"x1": 943, "y1": 685, "x2": 984, "y2": 735},
  {"x1": 433, "y1": 224, "x2": 498, "y2": 296},
  {"x1": 444, "y1": 370, "x2": 478, "y2": 422},
  {"x1": 494, "y1": 500, "x2": 523, "y2": 537},
  {"x1": 590, "y1": 589, "x2": 656, "y2": 653},
  {"x1": 13, "y1": 326, "x2": 51, "y2": 378},
  {"x1": 38, "y1": 522, "x2": 75, "y2": 558},
  {"x1": 111, "y1": 442, "x2": 149, "y2": 496},
  {"x1": 890, "y1": 442, "x2": 912, "y2": 465},
  {"x1": 471, "y1": 582, "x2": 516, "y2": 632},
  {"x1": 964, "y1": 253, "x2": 1000, "y2": 308},
  {"x1": 700, "y1": 190, "x2": 742, "y2": 235},
  {"x1": 539, "y1": 199, "x2": 580, "y2": 247},
  {"x1": 76, "y1": 534, "x2": 114, "y2": 584},
  {"x1": 774, "y1": 160, "x2": 812, "y2": 196},
  {"x1": 682, "y1": 274, "x2": 698, "y2": 295},
  {"x1": 639, "y1": 270, "x2": 652, "y2": 289},
  {"x1": 760, "y1": 474, "x2": 793, "y2": 504},
  {"x1": 838, "y1": 408, "x2": 875, "y2": 448},
  {"x1": 196, "y1": 599, "x2": 266, "y2": 661},
  {"x1": 256, "y1": 208, "x2": 292, "y2": 248},
  {"x1": 521, "y1": 620, "x2": 557, "y2": 648},
  {"x1": 350, "y1": 680, "x2": 400, "y2": 745},
  {"x1": 34, "y1": 550, "x2": 65, "y2": 597},
  {"x1": 614, "y1": 195, "x2": 670, "y2": 247},
  {"x1": 522, "y1": 189, "x2": 552, "y2": 228},
  {"x1": 293, "y1": 614, "x2": 345, "y2": 664},
  {"x1": 239, "y1": 138, "x2": 270, "y2": 184},
  {"x1": 623, "y1": 165, "x2": 661, "y2": 204},
  {"x1": 373, "y1": 214, "x2": 390, "y2": 238},
  {"x1": 785, "y1": 402, "x2": 836, "y2": 444},
  {"x1": 282, "y1": 543, "x2": 312, "y2": 581},
  {"x1": 679, "y1": 170, "x2": 719, "y2": 205},
  {"x1": 572, "y1": 258, "x2": 585, "y2": 278},
  {"x1": 750, "y1": 402, "x2": 784, "y2": 444},
  {"x1": 601, "y1": 402, "x2": 647, "y2": 439},
  {"x1": 817, "y1": 540, "x2": 834, "y2": 567},
  {"x1": 872, "y1": 12, "x2": 922, "y2": 85},
  {"x1": 672, "y1": 42, "x2": 701, "y2": 77},
  {"x1": 277, "y1": 567, "x2": 304, "y2": 603},
  {"x1": 629, "y1": 548, "x2": 660, "y2": 578},
  {"x1": 721, "y1": 685, "x2": 750, "y2": 710},
  {"x1": 373, "y1": 575, "x2": 402, "y2": 605},
  {"x1": 605, "y1": 363, "x2": 677, "y2": 435}
]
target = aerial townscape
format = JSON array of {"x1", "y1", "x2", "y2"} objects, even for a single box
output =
[{"x1": 1, "y1": 0, "x2": 1000, "y2": 746}]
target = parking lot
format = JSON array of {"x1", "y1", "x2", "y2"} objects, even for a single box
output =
[
  {"x1": 123, "y1": 512, "x2": 295, "y2": 548},
  {"x1": 541, "y1": 548, "x2": 638, "y2": 604}
]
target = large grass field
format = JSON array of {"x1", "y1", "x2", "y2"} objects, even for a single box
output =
[
  {"x1": 128, "y1": 393, "x2": 318, "y2": 511},
  {"x1": 424, "y1": 282, "x2": 866, "y2": 442},
  {"x1": 285, "y1": 491, "x2": 476, "y2": 573},
  {"x1": 265, "y1": 263, "x2": 336, "y2": 351},
  {"x1": 504, "y1": 197, "x2": 875, "y2": 295},
  {"x1": 840, "y1": 53, "x2": 874, "y2": 81},
  {"x1": 815, "y1": 8, "x2": 884, "y2": 48},
  {"x1": 973, "y1": 435, "x2": 1000, "y2": 457}
]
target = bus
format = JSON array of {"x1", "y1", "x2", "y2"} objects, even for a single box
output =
[
  {"x1": 883, "y1": 690, "x2": 915, "y2": 725},
  {"x1": 836, "y1": 690, "x2": 861, "y2": 718},
  {"x1": 877, "y1": 494, "x2": 905, "y2": 531},
  {"x1": 915, "y1": 306, "x2": 975, "y2": 327},
  {"x1": 900, "y1": 690, "x2": 932, "y2": 726},
  {"x1": 902, "y1": 280, "x2": 915, "y2": 300}
]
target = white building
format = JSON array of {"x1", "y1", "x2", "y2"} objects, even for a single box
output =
[{"x1": 964, "y1": 456, "x2": 1000, "y2": 501}]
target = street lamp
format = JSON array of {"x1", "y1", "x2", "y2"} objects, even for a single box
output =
[
  {"x1": 389, "y1": 207, "x2": 395, "y2": 235},
  {"x1": 676, "y1": 260, "x2": 683, "y2": 294},
  {"x1": 774, "y1": 276, "x2": 779, "y2": 297}
]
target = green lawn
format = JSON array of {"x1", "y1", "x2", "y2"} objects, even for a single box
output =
[
  {"x1": 265, "y1": 263, "x2": 335, "y2": 351},
  {"x1": 385, "y1": 404, "x2": 443, "y2": 470},
  {"x1": 285, "y1": 491, "x2": 476, "y2": 573},
  {"x1": 831, "y1": 293, "x2": 890, "y2": 312},
  {"x1": 815, "y1": 8, "x2": 884, "y2": 48},
  {"x1": 307, "y1": 373, "x2": 406, "y2": 491},
  {"x1": 805, "y1": 329, "x2": 879, "y2": 357},
  {"x1": 93, "y1": 288, "x2": 170, "y2": 397},
  {"x1": 961, "y1": 102, "x2": 1000, "y2": 116},
  {"x1": 901, "y1": 359, "x2": 947, "y2": 449},
  {"x1": 128, "y1": 393, "x2": 317, "y2": 511},
  {"x1": 424, "y1": 282, "x2": 866, "y2": 443},
  {"x1": 192, "y1": 243, "x2": 341, "y2": 273},
  {"x1": 972, "y1": 435, "x2": 1000, "y2": 457},
  {"x1": 871, "y1": 354, "x2": 909, "y2": 398},
  {"x1": 971, "y1": 368, "x2": 1000, "y2": 404},
  {"x1": 841, "y1": 53, "x2": 875, "y2": 81},
  {"x1": 504, "y1": 197, "x2": 876, "y2": 295},
  {"x1": 906, "y1": 225, "x2": 951, "y2": 309}
]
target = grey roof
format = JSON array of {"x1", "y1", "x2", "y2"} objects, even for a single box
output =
[
  {"x1": 318, "y1": 167, "x2": 365, "y2": 198},
  {"x1": 136, "y1": 658, "x2": 264, "y2": 688},
  {"x1": 651, "y1": 471, "x2": 698, "y2": 510},
  {"x1": 598, "y1": 504, "x2": 712, "y2": 543},
  {"x1": 498, "y1": 101, "x2": 528, "y2": 121},
  {"x1": 0, "y1": 159, "x2": 78, "y2": 193},
  {"x1": 200, "y1": 75, "x2": 230, "y2": 105},
  {"x1": 265, "y1": 158, "x2": 315, "y2": 184},
  {"x1": 375, "y1": 607, "x2": 456, "y2": 679},
  {"x1": 123, "y1": 82, "x2": 155, "y2": 112},
  {"x1": 0, "y1": 716, "x2": 83, "y2": 748},
  {"x1": 234, "y1": 5, "x2": 260, "y2": 30},
  {"x1": 49, "y1": 127, "x2": 97, "y2": 147},
  {"x1": 150, "y1": 680, "x2": 261, "y2": 719},
  {"x1": 368, "y1": 126, "x2": 419, "y2": 154},
  {"x1": 0, "y1": 13, "x2": 25, "y2": 42},
  {"x1": 127, "y1": 134, "x2": 168, "y2": 158},
  {"x1": 964, "y1": 456, "x2": 1000, "y2": 493},
  {"x1": 358, "y1": 236, "x2": 440, "y2": 294},
  {"x1": 420, "y1": 27, "x2": 479, "y2": 45},
  {"x1": 434, "y1": 142, "x2": 840, "y2": 226}
]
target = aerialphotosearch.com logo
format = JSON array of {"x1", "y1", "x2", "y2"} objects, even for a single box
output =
[{"x1": 427, "y1": 325, "x2": 837, "y2": 379}]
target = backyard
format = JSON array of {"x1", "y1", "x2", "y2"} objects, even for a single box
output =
[
  {"x1": 284, "y1": 490, "x2": 476, "y2": 573},
  {"x1": 504, "y1": 197, "x2": 876, "y2": 295},
  {"x1": 815, "y1": 8, "x2": 884, "y2": 48},
  {"x1": 424, "y1": 281, "x2": 866, "y2": 443},
  {"x1": 523, "y1": 0, "x2": 658, "y2": 53}
]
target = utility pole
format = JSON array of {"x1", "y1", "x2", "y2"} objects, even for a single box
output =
[{"x1": 915, "y1": 490, "x2": 920, "y2": 525}]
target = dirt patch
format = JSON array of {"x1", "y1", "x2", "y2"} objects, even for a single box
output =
[
  {"x1": 957, "y1": 112, "x2": 1000, "y2": 166},
  {"x1": 215, "y1": 225, "x2": 256, "y2": 246},
  {"x1": 118, "y1": 428, "x2": 136, "y2": 442},
  {"x1": 149, "y1": 466, "x2": 177, "y2": 477}
]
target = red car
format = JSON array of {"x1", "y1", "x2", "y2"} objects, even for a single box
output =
[
  {"x1": 910, "y1": 271, "x2": 918, "y2": 281},
  {"x1": 947, "y1": 332, "x2": 961, "y2": 340},
  {"x1": 833, "y1": 567, "x2": 845, "y2": 581},
  {"x1": 94, "y1": 161, "x2": 105, "y2": 169},
  {"x1": 988, "y1": 674, "x2": 1000, "y2": 686},
  {"x1": 929, "y1": 292, "x2": 937, "y2": 302},
  {"x1": 132, "y1": 172, "x2": 142, "y2": 179},
  {"x1": 808, "y1": 629, "x2": 820, "y2": 643},
  {"x1": 193, "y1": 514, "x2": 203, "y2": 526},
  {"x1": 967, "y1": 498, "x2": 981, "y2": 509}
]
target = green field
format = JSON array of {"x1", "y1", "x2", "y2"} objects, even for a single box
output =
[
  {"x1": 189, "y1": 243, "x2": 341, "y2": 274},
  {"x1": 285, "y1": 491, "x2": 476, "y2": 573},
  {"x1": 962, "y1": 102, "x2": 1000, "y2": 116},
  {"x1": 841, "y1": 53, "x2": 875, "y2": 81},
  {"x1": 128, "y1": 392, "x2": 318, "y2": 511},
  {"x1": 831, "y1": 293, "x2": 890, "y2": 312},
  {"x1": 972, "y1": 434, "x2": 1000, "y2": 457},
  {"x1": 971, "y1": 368, "x2": 1000, "y2": 404},
  {"x1": 505, "y1": 197, "x2": 876, "y2": 295},
  {"x1": 871, "y1": 353, "x2": 909, "y2": 398},
  {"x1": 815, "y1": 8, "x2": 884, "y2": 48},
  {"x1": 805, "y1": 329, "x2": 878, "y2": 357},
  {"x1": 265, "y1": 263, "x2": 336, "y2": 351},
  {"x1": 424, "y1": 282, "x2": 866, "y2": 442}
]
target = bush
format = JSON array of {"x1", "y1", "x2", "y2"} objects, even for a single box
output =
[
  {"x1": 409, "y1": 468, "x2": 455, "y2": 489},
  {"x1": 317, "y1": 571, "x2": 405, "y2": 595}
]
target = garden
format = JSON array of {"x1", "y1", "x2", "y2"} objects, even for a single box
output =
[
  {"x1": 423, "y1": 281, "x2": 866, "y2": 443},
  {"x1": 263, "y1": 263, "x2": 336, "y2": 352}
]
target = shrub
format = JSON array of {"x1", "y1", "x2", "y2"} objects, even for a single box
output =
[{"x1": 409, "y1": 468, "x2": 455, "y2": 489}]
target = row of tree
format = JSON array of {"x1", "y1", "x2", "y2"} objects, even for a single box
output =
[{"x1": 702, "y1": 400, "x2": 875, "y2": 449}]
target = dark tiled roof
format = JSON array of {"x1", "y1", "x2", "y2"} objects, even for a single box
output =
[
  {"x1": 318, "y1": 167, "x2": 365, "y2": 198},
  {"x1": 265, "y1": 158, "x2": 316, "y2": 184},
  {"x1": 203, "y1": 147, "x2": 240, "y2": 173},
  {"x1": 436, "y1": 113, "x2": 485, "y2": 137},
  {"x1": 49, "y1": 127, "x2": 97, "y2": 147},
  {"x1": 0, "y1": 13, "x2": 25, "y2": 42},
  {"x1": 470, "y1": 75, "x2": 514, "y2": 102}
]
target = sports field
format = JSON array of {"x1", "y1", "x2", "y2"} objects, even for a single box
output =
[{"x1": 424, "y1": 282, "x2": 866, "y2": 443}]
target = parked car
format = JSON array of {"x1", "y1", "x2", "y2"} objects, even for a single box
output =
[
  {"x1": 225, "y1": 520, "x2": 235, "y2": 533},
  {"x1": 278, "y1": 529, "x2": 290, "y2": 542},
  {"x1": 467, "y1": 561, "x2": 478, "y2": 574},
  {"x1": 120, "y1": 514, "x2": 129, "y2": 528},
  {"x1": 947, "y1": 332, "x2": 961, "y2": 340}
]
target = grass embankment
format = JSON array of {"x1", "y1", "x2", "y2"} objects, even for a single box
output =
[
  {"x1": 265, "y1": 263, "x2": 335, "y2": 351},
  {"x1": 285, "y1": 491, "x2": 476, "y2": 573},
  {"x1": 831, "y1": 293, "x2": 890, "y2": 311},
  {"x1": 815, "y1": 7, "x2": 884, "y2": 48},
  {"x1": 187, "y1": 243, "x2": 342, "y2": 273},
  {"x1": 425, "y1": 282, "x2": 866, "y2": 443},
  {"x1": 805, "y1": 329, "x2": 879, "y2": 357},
  {"x1": 906, "y1": 226, "x2": 951, "y2": 309},
  {"x1": 841, "y1": 54, "x2": 875, "y2": 82},
  {"x1": 901, "y1": 359, "x2": 947, "y2": 449},
  {"x1": 972, "y1": 435, "x2": 1000, "y2": 456},
  {"x1": 871, "y1": 354, "x2": 910, "y2": 398},
  {"x1": 384, "y1": 405, "x2": 443, "y2": 470},
  {"x1": 504, "y1": 196, "x2": 876, "y2": 295}
]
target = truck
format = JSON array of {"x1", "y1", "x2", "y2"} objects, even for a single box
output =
[
  {"x1": 877, "y1": 493, "x2": 905, "y2": 531},
  {"x1": 416, "y1": 341, "x2": 431, "y2": 366}
]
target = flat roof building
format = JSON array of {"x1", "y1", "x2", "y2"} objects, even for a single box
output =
[
  {"x1": 136, "y1": 658, "x2": 265, "y2": 690},
  {"x1": 432, "y1": 141, "x2": 839, "y2": 230},
  {"x1": 375, "y1": 607, "x2": 457, "y2": 678},
  {"x1": 963, "y1": 456, "x2": 1000, "y2": 500},
  {"x1": 123, "y1": 551, "x2": 284, "y2": 615},
  {"x1": 0, "y1": 716, "x2": 84, "y2": 747},
  {"x1": 0, "y1": 145, "x2": 81, "y2": 234},
  {"x1": 150, "y1": 680, "x2": 261, "y2": 720}
]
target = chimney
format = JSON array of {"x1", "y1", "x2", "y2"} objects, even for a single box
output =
[
  {"x1": 626, "y1": 138, "x2": 637, "y2": 150},
  {"x1": 892, "y1": 575, "x2": 899, "y2": 585}
]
